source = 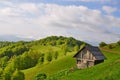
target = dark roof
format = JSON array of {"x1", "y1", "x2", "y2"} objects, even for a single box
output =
[{"x1": 73, "y1": 45, "x2": 106, "y2": 60}]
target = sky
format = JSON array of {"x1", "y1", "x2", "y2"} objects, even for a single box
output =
[{"x1": 0, "y1": 0, "x2": 120, "y2": 45}]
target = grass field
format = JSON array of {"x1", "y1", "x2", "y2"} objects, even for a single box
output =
[
  {"x1": 23, "y1": 47, "x2": 120, "y2": 80},
  {"x1": 23, "y1": 52, "x2": 76, "y2": 80},
  {"x1": 1, "y1": 36, "x2": 120, "y2": 80},
  {"x1": 61, "y1": 51, "x2": 120, "y2": 80}
]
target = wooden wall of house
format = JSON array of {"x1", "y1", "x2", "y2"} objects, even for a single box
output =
[
  {"x1": 76, "y1": 48, "x2": 96, "y2": 68},
  {"x1": 87, "y1": 61, "x2": 94, "y2": 67},
  {"x1": 79, "y1": 48, "x2": 95, "y2": 60},
  {"x1": 77, "y1": 63, "x2": 87, "y2": 69},
  {"x1": 76, "y1": 48, "x2": 96, "y2": 60},
  {"x1": 76, "y1": 48, "x2": 87, "y2": 59},
  {"x1": 75, "y1": 48, "x2": 105, "y2": 69},
  {"x1": 77, "y1": 61, "x2": 94, "y2": 68}
]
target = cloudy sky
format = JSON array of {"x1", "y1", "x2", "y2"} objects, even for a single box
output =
[{"x1": 0, "y1": 0, "x2": 120, "y2": 45}]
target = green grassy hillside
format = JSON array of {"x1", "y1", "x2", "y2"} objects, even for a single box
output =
[
  {"x1": 23, "y1": 48, "x2": 120, "y2": 80},
  {"x1": 54, "y1": 42, "x2": 120, "y2": 80},
  {"x1": 0, "y1": 36, "x2": 86, "y2": 80},
  {"x1": 0, "y1": 36, "x2": 120, "y2": 80},
  {"x1": 61, "y1": 51, "x2": 120, "y2": 80},
  {"x1": 23, "y1": 53, "x2": 76, "y2": 80}
]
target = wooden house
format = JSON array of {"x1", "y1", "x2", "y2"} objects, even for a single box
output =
[{"x1": 73, "y1": 45, "x2": 106, "y2": 69}]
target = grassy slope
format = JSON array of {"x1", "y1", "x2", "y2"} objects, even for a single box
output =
[
  {"x1": 23, "y1": 42, "x2": 120, "y2": 80},
  {"x1": 0, "y1": 36, "x2": 83, "y2": 80},
  {"x1": 23, "y1": 47, "x2": 120, "y2": 80},
  {"x1": 23, "y1": 52, "x2": 76, "y2": 80},
  {"x1": 61, "y1": 51, "x2": 120, "y2": 80}
]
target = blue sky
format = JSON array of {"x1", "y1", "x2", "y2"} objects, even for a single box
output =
[{"x1": 0, "y1": 0, "x2": 120, "y2": 45}]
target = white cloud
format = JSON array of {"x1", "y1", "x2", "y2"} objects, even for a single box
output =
[
  {"x1": 0, "y1": 7, "x2": 21, "y2": 16},
  {"x1": 0, "y1": 1, "x2": 13, "y2": 6},
  {"x1": 19, "y1": 3, "x2": 39, "y2": 13},
  {"x1": 102, "y1": 6, "x2": 117, "y2": 14},
  {"x1": 0, "y1": 1, "x2": 120, "y2": 45}
]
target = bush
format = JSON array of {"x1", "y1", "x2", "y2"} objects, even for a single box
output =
[{"x1": 34, "y1": 73, "x2": 47, "y2": 80}]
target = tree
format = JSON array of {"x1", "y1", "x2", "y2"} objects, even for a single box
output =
[
  {"x1": 0, "y1": 68, "x2": 3, "y2": 76},
  {"x1": 4, "y1": 62, "x2": 15, "y2": 75},
  {"x1": 99, "y1": 42, "x2": 107, "y2": 47},
  {"x1": 38, "y1": 54, "x2": 44, "y2": 64},
  {"x1": 54, "y1": 51, "x2": 59, "y2": 60},
  {"x1": 11, "y1": 69, "x2": 25, "y2": 80},
  {"x1": 46, "y1": 52, "x2": 52, "y2": 62},
  {"x1": 62, "y1": 44, "x2": 68, "y2": 56},
  {"x1": 34, "y1": 73, "x2": 47, "y2": 80},
  {"x1": 13, "y1": 56, "x2": 21, "y2": 70},
  {"x1": 0, "y1": 56, "x2": 9, "y2": 69},
  {"x1": 21, "y1": 53, "x2": 33, "y2": 69},
  {"x1": 3, "y1": 72, "x2": 11, "y2": 80}
]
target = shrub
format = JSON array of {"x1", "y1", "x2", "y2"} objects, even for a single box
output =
[{"x1": 34, "y1": 73, "x2": 47, "y2": 80}]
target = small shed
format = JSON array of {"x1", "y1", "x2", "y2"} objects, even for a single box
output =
[{"x1": 73, "y1": 45, "x2": 106, "y2": 69}]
